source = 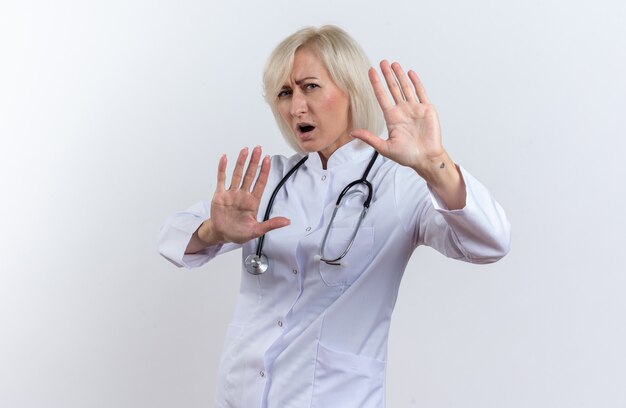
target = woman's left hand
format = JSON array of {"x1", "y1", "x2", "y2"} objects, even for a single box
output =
[
  {"x1": 351, "y1": 60, "x2": 466, "y2": 209},
  {"x1": 351, "y1": 60, "x2": 444, "y2": 173}
]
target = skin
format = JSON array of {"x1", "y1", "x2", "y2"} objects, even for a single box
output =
[
  {"x1": 186, "y1": 54, "x2": 466, "y2": 253},
  {"x1": 351, "y1": 61, "x2": 466, "y2": 210},
  {"x1": 276, "y1": 47, "x2": 352, "y2": 168}
]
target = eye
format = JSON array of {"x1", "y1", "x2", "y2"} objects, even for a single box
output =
[
  {"x1": 278, "y1": 88, "x2": 292, "y2": 98},
  {"x1": 304, "y1": 83, "x2": 319, "y2": 91}
]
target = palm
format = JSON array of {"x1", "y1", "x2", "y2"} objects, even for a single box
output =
[
  {"x1": 199, "y1": 146, "x2": 290, "y2": 245},
  {"x1": 353, "y1": 61, "x2": 445, "y2": 173},
  {"x1": 384, "y1": 101, "x2": 442, "y2": 166},
  {"x1": 211, "y1": 189, "x2": 262, "y2": 244}
]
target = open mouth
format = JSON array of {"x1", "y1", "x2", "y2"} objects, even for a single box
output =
[{"x1": 298, "y1": 124, "x2": 315, "y2": 133}]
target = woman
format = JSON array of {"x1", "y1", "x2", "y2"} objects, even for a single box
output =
[{"x1": 159, "y1": 25, "x2": 510, "y2": 408}]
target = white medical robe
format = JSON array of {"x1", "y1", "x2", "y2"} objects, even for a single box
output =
[{"x1": 158, "y1": 141, "x2": 511, "y2": 408}]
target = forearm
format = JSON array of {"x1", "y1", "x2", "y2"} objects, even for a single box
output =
[
  {"x1": 423, "y1": 165, "x2": 511, "y2": 263},
  {"x1": 412, "y1": 150, "x2": 466, "y2": 210}
]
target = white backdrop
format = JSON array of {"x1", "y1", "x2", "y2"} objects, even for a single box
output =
[{"x1": 1, "y1": 0, "x2": 625, "y2": 407}]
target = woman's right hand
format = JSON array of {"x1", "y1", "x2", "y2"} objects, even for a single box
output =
[{"x1": 194, "y1": 146, "x2": 290, "y2": 248}]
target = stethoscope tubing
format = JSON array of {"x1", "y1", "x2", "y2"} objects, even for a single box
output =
[
  {"x1": 255, "y1": 155, "x2": 309, "y2": 258},
  {"x1": 246, "y1": 151, "x2": 379, "y2": 274}
]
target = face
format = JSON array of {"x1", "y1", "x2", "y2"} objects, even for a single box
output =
[{"x1": 277, "y1": 48, "x2": 351, "y2": 162}]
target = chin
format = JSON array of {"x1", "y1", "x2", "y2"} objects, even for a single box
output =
[{"x1": 296, "y1": 139, "x2": 323, "y2": 153}]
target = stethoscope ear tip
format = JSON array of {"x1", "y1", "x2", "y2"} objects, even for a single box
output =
[{"x1": 314, "y1": 254, "x2": 349, "y2": 268}]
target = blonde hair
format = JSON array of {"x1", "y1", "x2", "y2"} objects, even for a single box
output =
[{"x1": 263, "y1": 25, "x2": 385, "y2": 153}]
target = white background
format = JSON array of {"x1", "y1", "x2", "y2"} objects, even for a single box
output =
[{"x1": 1, "y1": 0, "x2": 625, "y2": 407}]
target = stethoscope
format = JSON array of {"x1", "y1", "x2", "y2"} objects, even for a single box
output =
[{"x1": 244, "y1": 151, "x2": 379, "y2": 275}]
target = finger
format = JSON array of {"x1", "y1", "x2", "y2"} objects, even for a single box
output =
[
  {"x1": 391, "y1": 62, "x2": 416, "y2": 103},
  {"x1": 228, "y1": 147, "x2": 249, "y2": 190},
  {"x1": 241, "y1": 145, "x2": 262, "y2": 191},
  {"x1": 380, "y1": 60, "x2": 405, "y2": 104},
  {"x1": 350, "y1": 129, "x2": 388, "y2": 156},
  {"x1": 408, "y1": 70, "x2": 431, "y2": 104},
  {"x1": 254, "y1": 216, "x2": 291, "y2": 236},
  {"x1": 216, "y1": 154, "x2": 227, "y2": 192},
  {"x1": 368, "y1": 67, "x2": 393, "y2": 110},
  {"x1": 252, "y1": 155, "x2": 271, "y2": 199}
]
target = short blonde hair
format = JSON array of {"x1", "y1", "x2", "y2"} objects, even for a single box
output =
[{"x1": 263, "y1": 25, "x2": 385, "y2": 153}]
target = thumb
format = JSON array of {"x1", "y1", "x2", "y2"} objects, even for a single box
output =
[
  {"x1": 350, "y1": 129, "x2": 386, "y2": 153},
  {"x1": 256, "y1": 216, "x2": 291, "y2": 236}
]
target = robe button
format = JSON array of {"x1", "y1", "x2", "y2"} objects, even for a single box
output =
[
  {"x1": 306, "y1": 226, "x2": 311, "y2": 231},
  {"x1": 259, "y1": 370, "x2": 265, "y2": 378}
]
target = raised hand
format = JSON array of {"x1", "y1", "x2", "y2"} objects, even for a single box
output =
[
  {"x1": 351, "y1": 60, "x2": 466, "y2": 209},
  {"x1": 351, "y1": 60, "x2": 444, "y2": 171},
  {"x1": 194, "y1": 146, "x2": 290, "y2": 248}
]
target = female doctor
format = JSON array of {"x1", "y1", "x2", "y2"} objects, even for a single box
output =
[{"x1": 158, "y1": 25, "x2": 510, "y2": 408}]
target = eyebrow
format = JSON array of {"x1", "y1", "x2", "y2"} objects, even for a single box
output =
[
  {"x1": 294, "y1": 76, "x2": 318, "y2": 85},
  {"x1": 280, "y1": 76, "x2": 319, "y2": 90}
]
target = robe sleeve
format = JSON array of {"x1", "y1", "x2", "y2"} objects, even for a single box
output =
[
  {"x1": 395, "y1": 165, "x2": 511, "y2": 264},
  {"x1": 157, "y1": 200, "x2": 241, "y2": 268}
]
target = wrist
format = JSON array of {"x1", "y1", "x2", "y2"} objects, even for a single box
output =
[
  {"x1": 412, "y1": 151, "x2": 467, "y2": 210},
  {"x1": 196, "y1": 219, "x2": 225, "y2": 246},
  {"x1": 411, "y1": 151, "x2": 453, "y2": 187}
]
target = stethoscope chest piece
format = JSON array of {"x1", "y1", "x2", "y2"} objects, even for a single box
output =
[{"x1": 245, "y1": 253, "x2": 269, "y2": 275}]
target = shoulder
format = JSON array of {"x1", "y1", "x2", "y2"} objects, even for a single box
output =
[
  {"x1": 375, "y1": 156, "x2": 428, "y2": 190},
  {"x1": 370, "y1": 157, "x2": 431, "y2": 209},
  {"x1": 269, "y1": 152, "x2": 307, "y2": 177}
]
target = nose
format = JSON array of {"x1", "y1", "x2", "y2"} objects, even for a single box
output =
[{"x1": 290, "y1": 91, "x2": 307, "y2": 117}]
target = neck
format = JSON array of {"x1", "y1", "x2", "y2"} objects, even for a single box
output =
[
  {"x1": 318, "y1": 151, "x2": 329, "y2": 169},
  {"x1": 317, "y1": 134, "x2": 352, "y2": 169}
]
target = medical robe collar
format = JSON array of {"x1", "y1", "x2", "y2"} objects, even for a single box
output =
[{"x1": 303, "y1": 139, "x2": 375, "y2": 171}]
